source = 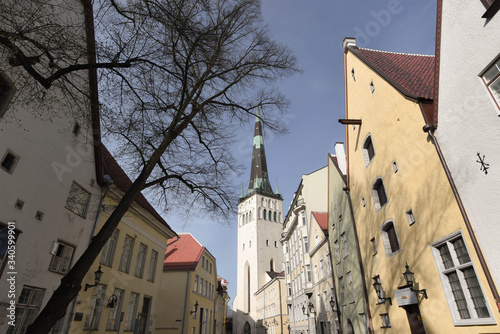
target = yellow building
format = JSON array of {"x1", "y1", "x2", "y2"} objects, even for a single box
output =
[
  {"x1": 215, "y1": 276, "x2": 230, "y2": 334},
  {"x1": 156, "y1": 233, "x2": 219, "y2": 334},
  {"x1": 255, "y1": 271, "x2": 289, "y2": 334},
  {"x1": 341, "y1": 38, "x2": 500, "y2": 333},
  {"x1": 69, "y1": 145, "x2": 177, "y2": 333}
]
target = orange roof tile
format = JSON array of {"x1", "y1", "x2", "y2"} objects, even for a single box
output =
[
  {"x1": 349, "y1": 46, "x2": 435, "y2": 100},
  {"x1": 163, "y1": 233, "x2": 205, "y2": 271},
  {"x1": 312, "y1": 212, "x2": 328, "y2": 233}
]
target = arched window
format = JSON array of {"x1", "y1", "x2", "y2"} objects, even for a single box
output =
[
  {"x1": 362, "y1": 134, "x2": 376, "y2": 166},
  {"x1": 381, "y1": 220, "x2": 401, "y2": 257},
  {"x1": 246, "y1": 212, "x2": 249, "y2": 224},
  {"x1": 273, "y1": 211, "x2": 277, "y2": 222},
  {"x1": 371, "y1": 177, "x2": 388, "y2": 211},
  {"x1": 261, "y1": 198, "x2": 264, "y2": 206},
  {"x1": 249, "y1": 210, "x2": 252, "y2": 222},
  {"x1": 263, "y1": 209, "x2": 267, "y2": 220},
  {"x1": 268, "y1": 210, "x2": 272, "y2": 221},
  {"x1": 270, "y1": 259, "x2": 274, "y2": 271},
  {"x1": 258, "y1": 208, "x2": 261, "y2": 219}
]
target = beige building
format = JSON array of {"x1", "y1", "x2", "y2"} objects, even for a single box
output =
[
  {"x1": 215, "y1": 276, "x2": 230, "y2": 334},
  {"x1": 255, "y1": 271, "x2": 289, "y2": 334},
  {"x1": 308, "y1": 212, "x2": 336, "y2": 334},
  {"x1": 69, "y1": 146, "x2": 177, "y2": 333},
  {"x1": 281, "y1": 166, "x2": 329, "y2": 334},
  {"x1": 341, "y1": 37, "x2": 500, "y2": 333},
  {"x1": 157, "y1": 233, "x2": 220, "y2": 334}
]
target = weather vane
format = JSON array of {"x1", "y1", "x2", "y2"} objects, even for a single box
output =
[{"x1": 476, "y1": 152, "x2": 489, "y2": 175}]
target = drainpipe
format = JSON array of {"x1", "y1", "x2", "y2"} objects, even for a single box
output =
[
  {"x1": 424, "y1": 124, "x2": 500, "y2": 313},
  {"x1": 65, "y1": 174, "x2": 113, "y2": 334}
]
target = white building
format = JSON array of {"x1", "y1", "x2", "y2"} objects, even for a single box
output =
[
  {"x1": 281, "y1": 167, "x2": 331, "y2": 334},
  {"x1": 0, "y1": 1, "x2": 103, "y2": 333},
  {"x1": 433, "y1": 0, "x2": 500, "y2": 306},
  {"x1": 233, "y1": 109, "x2": 284, "y2": 334}
]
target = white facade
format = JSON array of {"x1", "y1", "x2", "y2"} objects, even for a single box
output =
[
  {"x1": 0, "y1": 1, "x2": 101, "y2": 333},
  {"x1": 234, "y1": 193, "x2": 283, "y2": 334},
  {"x1": 435, "y1": 1, "x2": 500, "y2": 288},
  {"x1": 281, "y1": 167, "x2": 328, "y2": 334}
]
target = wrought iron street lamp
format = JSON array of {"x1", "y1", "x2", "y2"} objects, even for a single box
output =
[
  {"x1": 403, "y1": 263, "x2": 428, "y2": 299},
  {"x1": 84, "y1": 265, "x2": 103, "y2": 291},
  {"x1": 372, "y1": 276, "x2": 391, "y2": 305}
]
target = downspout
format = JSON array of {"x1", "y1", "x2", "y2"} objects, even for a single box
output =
[
  {"x1": 65, "y1": 175, "x2": 113, "y2": 334},
  {"x1": 423, "y1": 124, "x2": 500, "y2": 313}
]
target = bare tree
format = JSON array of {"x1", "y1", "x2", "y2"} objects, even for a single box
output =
[{"x1": 2, "y1": 0, "x2": 297, "y2": 333}]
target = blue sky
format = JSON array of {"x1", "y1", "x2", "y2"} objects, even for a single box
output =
[{"x1": 167, "y1": 0, "x2": 437, "y2": 305}]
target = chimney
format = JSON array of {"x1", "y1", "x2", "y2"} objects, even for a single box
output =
[
  {"x1": 342, "y1": 37, "x2": 356, "y2": 50},
  {"x1": 334, "y1": 142, "x2": 347, "y2": 175}
]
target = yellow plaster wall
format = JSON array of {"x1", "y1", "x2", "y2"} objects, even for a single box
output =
[
  {"x1": 345, "y1": 50, "x2": 500, "y2": 333},
  {"x1": 70, "y1": 194, "x2": 172, "y2": 333}
]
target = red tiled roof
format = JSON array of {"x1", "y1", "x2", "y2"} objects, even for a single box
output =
[
  {"x1": 101, "y1": 145, "x2": 175, "y2": 233},
  {"x1": 312, "y1": 212, "x2": 328, "y2": 233},
  {"x1": 349, "y1": 46, "x2": 435, "y2": 100},
  {"x1": 163, "y1": 233, "x2": 205, "y2": 271}
]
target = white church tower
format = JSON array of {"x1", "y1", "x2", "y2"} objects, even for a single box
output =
[{"x1": 233, "y1": 109, "x2": 284, "y2": 334}]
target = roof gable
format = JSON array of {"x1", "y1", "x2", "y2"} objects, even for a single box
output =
[
  {"x1": 349, "y1": 46, "x2": 435, "y2": 100},
  {"x1": 312, "y1": 211, "x2": 328, "y2": 233},
  {"x1": 163, "y1": 233, "x2": 205, "y2": 271}
]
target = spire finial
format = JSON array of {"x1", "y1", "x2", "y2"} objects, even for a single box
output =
[{"x1": 275, "y1": 178, "x2": 280, "y2": 195}]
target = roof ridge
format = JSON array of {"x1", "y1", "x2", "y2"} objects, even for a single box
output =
[{"x1": 356, "y1": 46, "x2": 434, "y2": 58}]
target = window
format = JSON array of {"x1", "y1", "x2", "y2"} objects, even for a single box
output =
[
  {"x1": 134, "y1": 243, "x2": 148, "y2": 278},
  {"x1": 6, "y1": 286, "x2": 45, "y2": 334},
  {"x1": 381, "y1": 221, "x2": 400, "y2": 257},
  {"x1": 431, "y1": 233, "x2": 494, "y2": 325},
  {"x1": 380, "y1": 313, "x2": 391, "y2": 328},
  {"x1": 274, "y1": 211, "x2": 277, "y2": 222},
  {"x1": 371, "y1": 178, "x2": 388, "y2": 211},
  {"x1": 315, "y1": 235, "x2": 319, "y2": 246},
  {"x1": 124, "y1": 292, "x2": 139, "y2": 331},
  {"x1": 320, "y1": 259, "x2": 325, "y2": 279},
  {"x1": 0, "y1": 71, "x2": 14, "y2": 117},
  {"x1": 209, "y1": 262, "x2": 212, "y2": 273},
  {"x1": 340, "y1": 276, "x2": 346, "y2": 305},
  {"x1": 314, "y1": 265, "x2": 319, "y2": 283},
  {"x1": 482, "y1": 57, "x2": 500, "y2": 111},
  {"x1": 266, "y1": 239, "x2": 269, "y2": 246},
  {"x1": 406, "y1": 209, "x2": 416, "y2": 226},
  {"x1": 306, "y1": 265, "x2": 312, "y2": 282},
  {"x1": 205, "y1": 280, "x2": 208, "y2": 297},
  {"x1": 100, "y1": 229, "x2": 119, "y2": 267},
  {"x1": 392, "y1": 160, "x2": 399, "y2": 173},
  {"x1": 49, "y1": 241, "x2": 75, "y2": 274},
  {"x1": 268, "y1": 210, "x2": 272, "y2": 221},
  {"x1": 65, "y1": 182, "x2": 91, "y2": 218},
  {"x1": 119, "y1": 235, "x2": 135, "y2": 273},
  {"x1": 85, "y1": 284, "x2": 106, "y2": 330},
  {"x1": 73, "y1": 122, "x2": 81, "y2": 136},
  {"x1": 362, "y1": 134, "x2": 375, "y2": 166},
  {"x1": 194, "y1": 275, "x2": 199, "y2": 292},
  {"x1": 341, "y1": 232, "x2": 348, "y2": 257},
  {"x1": 200, "y1": 278, "x2": 204, "y2": 295},
  {"x1": 347, "y1": 272, "x2": 355, "y2": 303},
  {"x1": 370, "y1": 237, "x2": 378, "y2": 255},
  {"x1": 304, "y1": 237, "x2": 309, "y2": 252},
  {"x1": 106, "y1": 288, "x2": 124, "y2": 330},
  {"x1": 334, "y1": 240, "x2": 341, "y2": 263},
  {"x1": 263, "y1": 209, "x2": 267, "y2": 220},
  {"x1": 1, "y1": 150, "x2": 19, "y2": 174}
]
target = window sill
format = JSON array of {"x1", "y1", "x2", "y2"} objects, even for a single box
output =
[{"x1": 380, "y1": 326, "x2": 391, "y2": 328}]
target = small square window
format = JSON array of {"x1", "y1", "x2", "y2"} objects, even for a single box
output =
[
  {"x1": 392, "y1": 160, "x2": 399, "y2": 173},
  {"x1": 35, "y1": 211, "x2": 44, "y2": 221},
  {"x1": 406, "y1": 209, "x2": 416, "y2": 226},
  {"x1": 361, "y1": 197, "x2": 366, "y2": 208},
  {"x1": 1, "y1": 150, "x2": 19, "y2": 174},
  {"x1": 65, "y1": 182, "x2": 91, "y2": 218},
  {"x1": 370, "y1": 80, "x2": 375, "y2": 94},
  {"x1": 14, "y1": 199, "x2": 24, "y2": 210},
  {"x1": 370, "y1": 237, "x2": 378, "y2": 255}
]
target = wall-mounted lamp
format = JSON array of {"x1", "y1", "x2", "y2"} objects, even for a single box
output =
[
  {"x1": 329, "y1": 296, "x2": 336, "y2": 311},
  {"x1": 302, "y1": 302, "x2": 316, "y2": 316},
  {"x1": 372, "y1": 276, "x2": 391, "y2": 305},
  {"x1": 107, "y1": 294, "x2": 118, "y2": 308},
  {"x1": 190, "y1": 301, "x2": 199, "y2": 315},
  {"x1": 403, "y1": 263, "x2": 428, "y2": 299},
  {"x1": 84, "y1": 265, "x2": 103, "y2": 291}
]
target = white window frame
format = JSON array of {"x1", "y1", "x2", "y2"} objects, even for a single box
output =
[
  {"x1": 147, "y1": 250, "x2": 159, "y2": 282},
  {"x1": 6, "y1": 286, "x2": 45, "y2": 334},
  {"x1": 49, "y1": 241, "x2": 75, "y2": 274},
  {"x1": 430, "y1": 231, "x2": 496, "y2": 326},
  {"x1": 481, "y1": 56, "x2": 500, "y2": 114},
  {"x1": 362, "y1": 134, "x2": 376, "y2": 167},
  {"x1": 124, "y1": 292, "x2": 139, "y2": 331},
  {"x1": 341, "y1": 232, "x2": 349, "y2": 258},
  {"x1": 119, "y1": 235, "x2": 135, "y2": 273},
  {"x1": 371, "y1": 177, "x2": 388, "y2": 212},
  {"x1": 65, "y1": 182, "x2": 91, "y2": 218},
  {"x1": 134, "y1": 243, "x2": 148, "y2": 278},
  {"x1": 85, "y1": 284, "x2": 106, "y2": 330},
  {"x1": 100, "y1": 229, "x2": 119, "y2": 267}
]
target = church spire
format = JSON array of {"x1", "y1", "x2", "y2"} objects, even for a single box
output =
[{"x1": 245, "y1": 106, "x2": 278, "y2": 199}]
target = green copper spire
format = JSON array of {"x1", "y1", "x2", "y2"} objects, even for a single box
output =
[{"x1": 243, "y1": 105, "x2": 280, "y2": 199}]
